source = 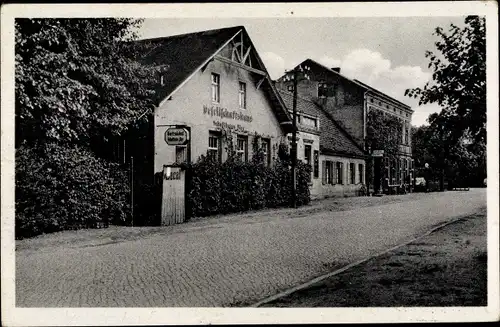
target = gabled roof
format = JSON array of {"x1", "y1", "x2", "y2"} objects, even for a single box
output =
[
  {"x1": 137, "y1": 26, "x2": 242, "y2": 101},
  {"x1": 296, "y1": 59, "x2": 412, "y2": 111},
  {"x1": 353, "y1": 79, "x2": 413, "y2": 112},
  {"x1": 136, "y1": 26, "x2": 293, "y2": 132},
  {"x1": 278, "y1": 90, "x2": 366, "y2": 158}
]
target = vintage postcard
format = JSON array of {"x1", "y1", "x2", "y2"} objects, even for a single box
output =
[{"x1": 1, "y1": 2, "x2": 498, "y2": 325}]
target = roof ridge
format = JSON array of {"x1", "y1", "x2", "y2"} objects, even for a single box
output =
[
  {"x1": 353, "y1": 78, "x2": 412, "y2": 110},
  {"x1": 277, "y1": 89, "x2": 323, "y2": 108},
  {"x1": 137, "y1": 25, "x2": 244, "y2": 43}
]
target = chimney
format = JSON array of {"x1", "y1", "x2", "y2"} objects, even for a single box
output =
[{"x1": 331, "y1": 67, "x2": 341, "y2": 73}]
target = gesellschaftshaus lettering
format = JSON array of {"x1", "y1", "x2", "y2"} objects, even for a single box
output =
[{"x1": 203, "y1": 105, "x2": 253, "y2": 122}]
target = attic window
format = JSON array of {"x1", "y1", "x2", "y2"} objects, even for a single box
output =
[
  {"x1": 287, "y1": 84, "x2": 294, "y2": 93},
  {"x1": 318, "y1": 81, "x2": 328, "y2": 98}
]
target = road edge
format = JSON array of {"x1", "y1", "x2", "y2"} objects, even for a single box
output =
[{"x1": 249, "y1": 213, "x2": 478, "y2": 308}]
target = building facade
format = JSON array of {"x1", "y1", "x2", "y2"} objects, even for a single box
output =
[
  {"x1": 124, "y1": 26, "x2": 295, "y2": 223},
  {"x1": 275, "y1": 59, "x2": 413, "y2": 194},
  {"x1": 278, "y1": 90, "x2": 367, "y2": 199}
]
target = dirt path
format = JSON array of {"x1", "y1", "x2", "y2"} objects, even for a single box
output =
[{"x1": 260, "y1": 209, "x2": 487, "y2": 307}]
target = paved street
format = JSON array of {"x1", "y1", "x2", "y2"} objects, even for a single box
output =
[{"x1": 16, "y1": 189, "x2": 486, "y2": 307}]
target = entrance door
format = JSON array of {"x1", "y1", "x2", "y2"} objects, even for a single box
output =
[
  {"x1": 161, "y1": 165, "x2": 185, "y2": 226},
  {"x1": 373, "y1": 157, "x2": 382, "y2": 194}
]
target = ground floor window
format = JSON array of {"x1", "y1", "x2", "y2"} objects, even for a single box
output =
[
  {"x1": 304, "y1": 144, "x2": 312, "y2": 167},
  {"x1": 336, "y1": 161, "x2": 343, "y2": 184},
  {"x1": 261, "y1": 138, "x2": 271, "y2": 166},
  {"x1": 322, "y1": 160, "x2": 334, "y2": 185},
  {"x1": 175, "y1": 146, "x2": 187, "y2": 164},
  {"x1": 358, "y1": 163, "x2": 364, "y2": 184},
  {"x1": 236, "y1": 135, "x2": 248, "y2": 162},
  {"x1": 208, "y1": 131, "x2": 221, "y2": 161},
  {"x1": 313, "y1": 150, "x2": 319, "y2": 179},
  {"x1": 349, "y1": 162, "x2": 356, "y2": 184}
]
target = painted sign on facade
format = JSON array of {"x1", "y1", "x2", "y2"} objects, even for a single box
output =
[
  {"x1": 203, "y1": 105, "x2": 253, "y2": 122},
  {"x1": 165, "y1": 127, "x2": 189, "y2": 146},
  {"x1": 213, "y1": 120, "x2": 249, "y2": 133}
]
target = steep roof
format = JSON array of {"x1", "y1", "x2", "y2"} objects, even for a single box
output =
[
  {"x1": 278, "y1": 90, "x2": 366, "y2": 158},
  {"x1": 353, "y1": 79, "x2": 413, "y2": 111},
  {"x1": 136, "y1": 26, "x2": 293, "y2": 132},
  {"x1": 137, "y1": 26, "x2": 242, "y2": 100},
  {"x1": 298, "y1": 59, "x2": 412, "y2": 111}
]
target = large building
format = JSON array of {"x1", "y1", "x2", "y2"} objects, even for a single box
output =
[
  {"x1": 121, "y1": 26, "x2": 295, "y2": 223},
  {"x1": 275, "y1": 58, "x2": 414, "y2": 194}
]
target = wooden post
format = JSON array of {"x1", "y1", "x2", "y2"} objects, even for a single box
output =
[
  {"x1": 131, "y1": 156, "x2": 134, "y2": 227},
  {"x1": 291, "y1": 70, "x2": 298, "y2": 208}
]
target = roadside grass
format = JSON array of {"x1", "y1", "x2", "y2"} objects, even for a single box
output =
[{"x1": 260, "y1": 210, "x2": 487, "y2": 307}]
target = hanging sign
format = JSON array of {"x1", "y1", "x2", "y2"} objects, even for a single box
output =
[
  {"x1": 372, "y1": 149, "x2": 385, "y2": 157},
  {"x1": 165, "y1": 127, "x2": 189, "y2": 146}
]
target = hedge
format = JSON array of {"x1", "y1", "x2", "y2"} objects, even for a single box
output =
[
  {"x1": 185, "y1": 152, "x2": 312, "y2": 218},
  {"x1": 15, "y1": 143, "x2": 131, "y2": 239}
]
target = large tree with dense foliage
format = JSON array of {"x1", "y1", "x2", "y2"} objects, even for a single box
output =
[
  {"x1": 15, "y1": 18, "x2": 158, "y2": 238},
  {"x1": 15, "y1": 18, "x2": 157, "y2": 148},
  {"x1": 406, "y1": 16, "x2": 486, "y2": 190},
  {"x1": 405, "y1": 15, "x2": 486, "y2": 144}
]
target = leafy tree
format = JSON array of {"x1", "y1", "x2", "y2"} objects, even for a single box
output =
[
  {"x1": 365, "y1": 110, "x2": 403, "y2": 190},
  {"x1": 405, "y1": 15, "x2": 486, "y2": 144},
  {"x1": 406, "y1": 16, "x2": 486, "y2": 190},
  {"x1": 15, "y1": 19, "x2": 159, "y2": 237},
  {"x1": 15, "y1": 18, "x2": 158, "y2": 149}
]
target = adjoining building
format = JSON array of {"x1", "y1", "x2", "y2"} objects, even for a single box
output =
[
  {"x1": 277, "y1": 90, "x2": 367, "y2": 198},
  {"x1": 275, "y1": 58, "x2": 414, "y2": 195}
]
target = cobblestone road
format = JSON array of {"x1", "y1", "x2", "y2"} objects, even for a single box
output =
[{"x1": 16, "y1": 189, "x2": 486, "y2": 307}]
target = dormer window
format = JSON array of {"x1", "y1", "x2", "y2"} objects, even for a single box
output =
[
  {"x1": 318, "y1": 81, "x2": 328, "y2": 98},
  {"x1": 287, "y1": 84, "x2": 294, "y2": 93}
]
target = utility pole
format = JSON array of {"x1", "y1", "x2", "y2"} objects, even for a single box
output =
[{"x1": 283, "y1": 64, "x2": 310, "y2": 208}]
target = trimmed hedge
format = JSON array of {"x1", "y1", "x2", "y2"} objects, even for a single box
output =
[
  {"x1": 185, "y1": 153, "x2": 311, "y2": 218},
  {"x1": 15, "y1": 144, "x2": 131, "y2": 239}
]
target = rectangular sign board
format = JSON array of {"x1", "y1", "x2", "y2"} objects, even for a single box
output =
[{"x1": 372, "y1": 149, "x2": 385, "y2": 157}]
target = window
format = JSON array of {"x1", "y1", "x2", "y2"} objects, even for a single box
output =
[
  {"x1": 211, "y1": 73, "x2": 220, "y2": 103},
  {"x1": 358, "y1": 164, "x2": 364, "y2": 184},
  {"x1": 349, "y1": 163, "x2": 356, "y2": 184},
  {"x1": 208, "y1": 132, "x2": 221, "y2": 161},
  {"x1": 287, "y1": 84, "x2": 294, "y2": 93},
  {"x1": 336, "y1": 162, "x2": 343, "y2": 184},
  {"x1": 322, "y1": 160, "x2": 334, "y2": 185},
  {"x1": 405, "y1": 125, "x2": 410, "y2": 145},
  {"x1": 261, "y1": 138, "x2": 271, "y2": 166},
  {"x1": 313, "y1": 150, "x2": 319, "y2": 179},
  {"x1": 160, "y1": 75, "x2": 165, "y2": 86},
  {"x1": 318, "y1": 81, "x2": 328, "y2": 98},
  {"x1": 175, "y1": 146, "x2": 187, "y2": 164},
  {"x1": 238, "y1": 81, "x2": 246, "y2": 109},
  {"x1": 236, "y1": 136, "x2": 248, "y2": 162},
  {"x1": 304, "y1": 145, "x2": 312, "y2": 166},
  {"x1": 302, "y1": 116, "x2": 317, "y2": 128},
  {"x1": 370, "y1": 98, "x2": 374, "y2": 103}
]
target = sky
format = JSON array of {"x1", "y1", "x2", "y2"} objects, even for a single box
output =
[{"x1": 138, "y1": 16, "x2": 467, "y2": 127}]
